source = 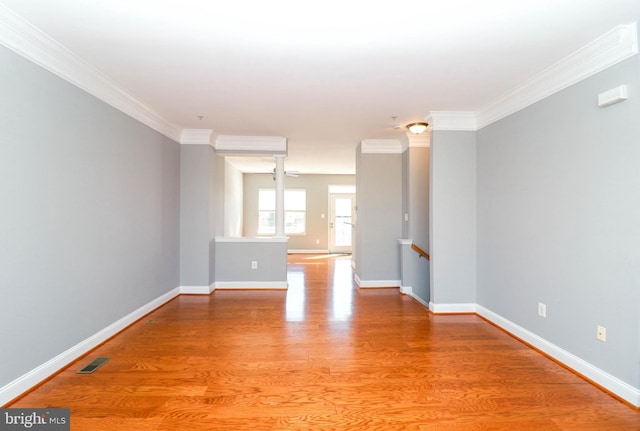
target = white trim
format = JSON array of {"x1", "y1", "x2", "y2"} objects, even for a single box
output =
[
  {"x1": 425, "y1": 24, "x2": 639, "y2": 131},
  {"x1": 413, "y1": 300, "x2": 640, "y2": 405},
  {"x1": 428, "y1": 302, "x2": 477, "y2": 313},
  {"x1": 0, "y1": 287, "x2": 180, "y2": 406},
  {"x1": 215, "y1": 236, "x2": 288, "y2": 243},
  {"x1": 402, "y1": 288, "x2": 431, "y2": 309},
  {"x1": 213, "y1": 281, "x2": 288, "y2": 289},
  {"x1": 214, "y1": 135, "x2": 287, "y2": 154},
  {"x1": 288, "y1": 249, "x2": 330, "y2": 254},
  {"x1": 354, "y1": 274, "x2": 401, "y2": 288},
  {"x1": 360, "y1": 139, "x2": 404, "y2": 154},
  {"x1": 398, "y1": 238, "x2": 413, "y2": 245},
  {"x1": 476, "y1": 22, "x2": 638, "y2": 129},
  {"x1": 0, "y1": 4, "x2": 181, "y2": 142},
  {"x1": 180, "y1": 129, "x2": 213, "y2": 145},
  {"x1": 179, "y1": 285, "x2": 214, "y2": 295},
  {"x1": 476, "y1": 305, "x2": 640, "y2": 407},
  {"x1": 399, "y1": 285, "x2": 412, "y2": 295},
  {"x1": 426, "y1": 112, "x2": 477, "y2": 131}
]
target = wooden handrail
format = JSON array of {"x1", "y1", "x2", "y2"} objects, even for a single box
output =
[{"x1": 411, "y1": 243, "x2": 430, "y2": 260}]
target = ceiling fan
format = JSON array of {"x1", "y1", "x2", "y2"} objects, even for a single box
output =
[
  {"x1": 390, "y1": 115, "x2": 428, "y2": 134},
  {"x1": 272, "y1": 168, "x2": 299, "y2": 180}
]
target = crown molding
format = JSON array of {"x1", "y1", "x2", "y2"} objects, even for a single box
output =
[
  {"x1": 3, "y1": 4, "x2": 635, "y2": 145},
  {"x1": 361, "y1": 139, "x2": 405, "y2": 154},
  {"x1": 427, "y1": 23, "x2": 638, "y2": 131},
  {"x1": 214, "y1": 135, "x2": 287, "y2": 154},
  {"x1": 426, "y1": 112, "x2": 477, "y2": 131},
  {"x1": 0, "y1": 4, "x2": 182, "y2": 142},
  {"x1": 476, "y1": 22, "x2": 638, "y2": 129},
  {"x1": 180, "y1": 129, "x2": 213, "y2": 145}
]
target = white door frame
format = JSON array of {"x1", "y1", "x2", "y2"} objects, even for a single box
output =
[{"x1": 328, "y1": 193, "x2": 355, "y2": 254}]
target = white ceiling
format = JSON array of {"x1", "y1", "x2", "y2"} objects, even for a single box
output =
[{"x1": 1, "y1": 0, "x2": 638, "y2": 174}]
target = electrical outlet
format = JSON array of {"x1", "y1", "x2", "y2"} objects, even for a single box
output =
[
  {"x1": 538, "y1": 302, "x2": 547, "y2": 318},
  {"x1": 315, "y1": 239, "x2": 320, "y2": 244},
  {"x1": 597, "y1": 325, "x2": 607, "y2": 342},
  {"x1": 251, "y1": 261, "x2": 258, "y2": 270}
]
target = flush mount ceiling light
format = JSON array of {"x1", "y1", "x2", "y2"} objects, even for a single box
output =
[{"x1": 406, "y1": 122, "x2": 428, "y2": 134}]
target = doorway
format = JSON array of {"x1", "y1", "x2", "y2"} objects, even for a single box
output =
[{"x1": 328, "y1": 192, "x2": 355, "y2": 254}]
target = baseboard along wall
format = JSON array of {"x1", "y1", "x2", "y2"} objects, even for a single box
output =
[
  {"x1": 354, "y1": 274, "x2": 401, "y2": 288},
  {"x1": 4, "y1": 290, "x2": 639, "y2": 408},
  {"x1": 0, "y1": 287, "x2": 181, "y2": 406},
  {"x1": 424, "y1": 301, "x2": 640, "y2": 407}
]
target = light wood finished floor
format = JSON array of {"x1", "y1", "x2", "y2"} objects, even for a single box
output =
[{"x1": 9, "y1": 254, "x2": 640, "y2": 430}]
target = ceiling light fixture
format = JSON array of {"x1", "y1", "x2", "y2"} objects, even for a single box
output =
[{"x1": 406, "y1": 122, "x2": 428, "y2": 134}]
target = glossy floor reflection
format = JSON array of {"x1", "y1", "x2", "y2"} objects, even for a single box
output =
[
  {"x1": 286, "y1": 254, "x2": 355, "y2": 323},
  {"x1": 9, "y1": 254, "x2": 640, "y2": 430}
]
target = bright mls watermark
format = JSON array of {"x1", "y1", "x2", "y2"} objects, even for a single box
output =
[{"x1": 0, "y1": 409, "x2": 69, "y2": 430}]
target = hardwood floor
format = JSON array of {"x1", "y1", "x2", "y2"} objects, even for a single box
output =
[{"x1": 8, "y1": 254, "x2": 640, "y2": 430}]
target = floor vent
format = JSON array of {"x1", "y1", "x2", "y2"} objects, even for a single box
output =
[{"x1": 77, "y1": 357, "x2": 111, "y2": 374}]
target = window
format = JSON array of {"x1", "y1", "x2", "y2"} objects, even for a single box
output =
[{"x1": 258, "y1": 189, "x2": 306, "y2": 235}]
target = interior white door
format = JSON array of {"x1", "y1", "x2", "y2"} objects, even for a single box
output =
[{"x1": 329, "y1": 194, "x2": 355, "y2": 254}]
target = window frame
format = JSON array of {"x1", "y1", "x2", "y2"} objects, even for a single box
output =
[{"x1": 257, "y1": 188, "x2": 307, "y2": 236}]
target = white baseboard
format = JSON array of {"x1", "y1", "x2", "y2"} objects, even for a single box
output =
[
  {"x1": 179, "y1": 284, "x2": 215, "y2": 295},
  {"x1": 429, "y1": 302, "x2": 477, "y2": 313},
  {"x1": 0, "y1": 287, "x2": 180, "y2": 406},
  {"x1": 5, "y1": 288, "x2": 637, "y2": 408},
  {"x1": 476, "y1": 305, "x2": 640, "y2": 407},
  {"x1": 423, "y1": 300, "x2": 640, "y2": 406},
  {"x1": 354, "y1": 274, "x2": 400, "y2": 288},
  {"x1": 402, "y1": 287, "x2": 430, "y2": 309},
  {"x1": 288, "y1": 249, "x2": 329, "y2": 254},
  {"x1": 213, "y1": 281, "x2": 288, "y2": 289}
]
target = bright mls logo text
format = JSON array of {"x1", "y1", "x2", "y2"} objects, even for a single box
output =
[{"x1": 0, "y1": 409, "x2": 69, "y2": 430}]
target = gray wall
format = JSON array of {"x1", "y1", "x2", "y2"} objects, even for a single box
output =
[
  {"x1": 409, "y1": 146, "x2": 430, "y2": 249},
  {"x1": 355, "y1": 148, "x2": 403, "y2": 282},
  {"x1": 180, "y1": 144, "x2": 225, "y2": 287},
  {"x1": 476, "y1": 55, "x2": 640, "y2": 387},
  {"x1": 400, "y1": 247, "x2": 430, "y2": 302},
  {"x1": 0, "y1": 46, "x2": 180, "y2": 387},
  {"x1": 215, "y1": 240, "x2": 288, "y2": 283},
  {"x1": 355, "y1": 146, "x2": 364, "y2": 273},
  {"x1": 402, "y1": 150, "x2": 410, "y2": 238},
  {"x1": 209, "y1": 150, "x2": 225, "y2": 285},
  {"x1": 243, "y1": 173, "x2": 355, "y2": 250},
  {"x1": 429, "y1": 131, "x2": 477, "y2": 304},
  {"x1": 180, "y1": 145, "x2": 210, "y2": 286},
  {"x1": 404, "y1": 146, "x2": 431, "y2": 302},
  {"x1": 180, "y1": 146, "x2": 225, "y2": 287}
]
